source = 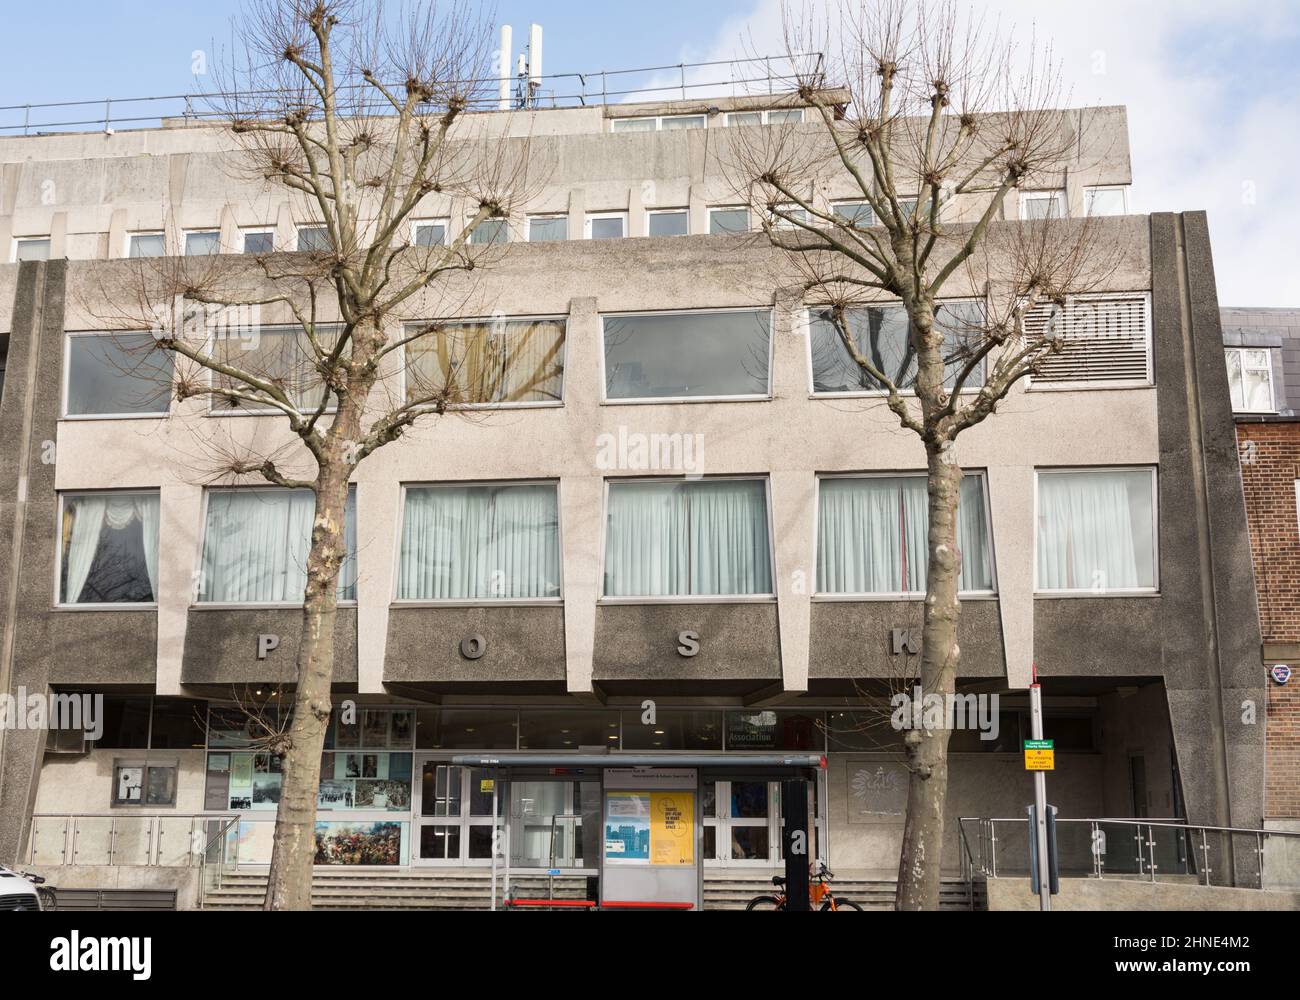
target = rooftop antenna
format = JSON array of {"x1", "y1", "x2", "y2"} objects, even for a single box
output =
[
  {"x1": 497, "y1": 25, "x2": 513, "y2": 111},
  {"x1": 503, "y1": 23, "x2": 544, "y2": 110}
]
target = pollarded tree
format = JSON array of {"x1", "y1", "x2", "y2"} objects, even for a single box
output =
[
  {"x1": 98, "y1": 0, "x2": 552, "y2": 910},
  {"x1": 724, "y1": 0, "x2": 1119, "y2": 910}
]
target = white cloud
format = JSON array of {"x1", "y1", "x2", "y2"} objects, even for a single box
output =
[{"x1": 688, "y1": 0, "x2": 1300, "y2": 306}]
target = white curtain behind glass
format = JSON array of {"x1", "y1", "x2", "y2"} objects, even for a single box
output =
[
  {"x1": 816, "y1": 476, "x2": 992, "y2": 594},
  {"x1": 398, "y1": 485, "x2": 560, "y2": 600},
  {"x1": 1037, "y1": 471, "x2": 1155, "y2": 591},
  {"x1": 63, "y1": 493, "x2": 160, "y2": 603},
  {"x1": 201, "y1": 489, "x2": 356, "y2": 603},
  {"x1": 604, "y1": 480, "x2": 772, "y2": 597}
]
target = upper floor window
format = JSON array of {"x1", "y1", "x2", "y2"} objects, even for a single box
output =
[
  {"x1": 808, "y1": 300, "x2": 986, "y2": 396},
  {"x1": 185, "y1": 231, "x2": 221, "y2": 256},
  {"x1": 1023, "y1": 294, "x2": 1153, "y2": 389},
  {"x1": 470, "y1": 218, "x2": 509, "y2": 245},
  {"x1": 1226, "y1": 348, "x2": 1275, "y2": 413},
  {"x1": 647, "y1": 209, "x2": 689, "y2": 237},
  {"x1": 709, "y1": 207, "x2": 751, "y2": 235},
  {"x1": 611, "y1": 114, "x2": 706, "y2": 133},
  {"x1": 128, "y1": 233, "x2": 165, "y2": 258},
  {"x1": 296, "y1": 226, "x2": 331, "y2": 252},
  {"x1": 832, "y1": 202, "x2": 874, "y2": 228},
  {"x1": 198, "y1": 487, "x2": 357, "y2": 605},
  {"x1": 816, "y1": 474, "x2": 994, "y2": 597},
  {"x1": 64, "y1": 332, "x2": 174, "y2": 418},
  {"x1": 527, "y1": 215, "x2": 568, "y2": 242},
  {"x1": 585, "y1": 212, "x2": 627, "y2": 240},
  {"x1": 603, "y1": 478, "x2": 774, "y2": 599},
  {"x1": 58, "y1": 491, "x2": 160, "y2": 607},
  {"x1": 724, "y1": 109, "x2": 804, "y2": 126},
  {"x1": 611, "y1": 117, "x2": 657, "y2": 133},
  {"x1": 13, "y1": 237, "x2": 50, "y2": 262},
  {"x1": 1020, "y1": 190, "x2": 1067, "y2": 220},
  {"x1": 1036, "y1": 468, "x2": 1157, "y2": 595},
  {"x1": 412, "y1": 220, "x2": 448, "y2": 247},
  {"x1": 210, "y1": 325, "x2": 334, "y2": 413},
  {"x1": 404, "y1": 317, "x2": 566, "y2": 408},
  {"x1": 764, "y1": 205, "x2": 808, "y2": 230},
  {"x1": 602, "y1": 308, "x2": 772, "y2": 402},
  {"x1": 397, "y1": 482, "x2": 560, "y2": 602},
  {"x1": 1085, "y1": 186, "x2": 1129, "y2": 217},
  {"x1": 242, "y1": 229, "x2": 275, "y2": 254}
]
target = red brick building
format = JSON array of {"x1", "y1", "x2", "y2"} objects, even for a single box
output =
[{"x1": 1224, "y1": 307, "x2": 1300, "y2": 827}]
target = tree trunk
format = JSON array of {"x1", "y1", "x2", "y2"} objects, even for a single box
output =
[{"x1": 263, "y1": 464, "x2": 352, "y2": 911}]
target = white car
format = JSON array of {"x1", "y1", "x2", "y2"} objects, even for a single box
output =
[{"x1": 0, "y1": 866, "x2": 42, "y2": 911}]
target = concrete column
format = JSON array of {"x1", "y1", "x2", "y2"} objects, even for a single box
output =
[
  {"x1": 356, "y1": 478, "x2": 400, "y2": 695},
  {"x1": 986, "y1": 465, "x2": 1036, "y2": 689},
  {"x1": 155, "y1": 483, "x2": 203, "y2": 696}
]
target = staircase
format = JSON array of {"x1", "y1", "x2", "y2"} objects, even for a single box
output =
[{"x1": 202, "y1": 869, "x2": 984, "y2": 911}]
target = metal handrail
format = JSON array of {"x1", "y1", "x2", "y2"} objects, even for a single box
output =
[
  {"x1": 198, "y1": 816, "x2": 243, "y2": 906},
  {"x1": 0, "y1": 52, "x2": 827, "y2": 136},
  {"x1": 28, "y1": 812, "x2": 238, "y2": 868}
]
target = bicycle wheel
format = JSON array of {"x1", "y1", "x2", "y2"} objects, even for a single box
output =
[
  {"x1": 38, "y1": 887, "x2": 57, "y2": 912},
  {"x1": 746, "y1": 895, "x2": 785, "y2": 911},
  {"x1": 821, "y1": 897, "x2": 863, "y2": 911}
]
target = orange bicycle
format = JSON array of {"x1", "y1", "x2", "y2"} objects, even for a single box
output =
[{"x1": 746, "y1": 863, "x2": 863, "y2": 911}]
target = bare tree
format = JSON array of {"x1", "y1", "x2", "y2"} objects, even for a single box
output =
[
  {"x1": 723, "y1": 0, "x2": 1118, "y2": 910},
  {"x1": 93, "y1": 0, "x2": 551, "y2": 910}
]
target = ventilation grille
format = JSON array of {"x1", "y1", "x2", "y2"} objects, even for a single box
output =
[{"x1": 1024, "y1": 294, "x2": 1151, "y2": 386}]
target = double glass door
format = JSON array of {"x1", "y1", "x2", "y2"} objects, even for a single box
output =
[
  {"x1": 702, "y1": 777, "x2": 827, "y2": 867},
  {"x1": 415, "y1": 761, "x2": 502, "y2": 866}
]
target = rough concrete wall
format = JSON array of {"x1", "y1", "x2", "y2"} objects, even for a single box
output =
[{"x1": 986, "y1": 877, "x2": 1300, "y2": 911}]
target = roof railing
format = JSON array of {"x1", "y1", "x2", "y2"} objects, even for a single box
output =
[{"x1": 0, "y1": 52, "x2": 827, "y2": 137}]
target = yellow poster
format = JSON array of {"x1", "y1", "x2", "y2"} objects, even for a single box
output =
[{"x1": 650, "y1": 791, "x2": 694, "y2": 866}]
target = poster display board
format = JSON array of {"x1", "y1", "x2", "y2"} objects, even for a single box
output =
[{"x1": 601, "y1": 768, "x2": 700, "y2": 910}]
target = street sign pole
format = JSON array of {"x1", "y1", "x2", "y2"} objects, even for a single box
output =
[{"x1": 1030, "y1": 670, "x2": 1051, "y2": 912}]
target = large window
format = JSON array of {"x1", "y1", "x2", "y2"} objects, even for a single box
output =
[
  {"x1": 603, "y1": 479, "x2": 773, "y2": 599},
  {"x1": 58, "y1": 491, "x2": 160, "y2": 606},
  {"x1": 809, "y1": 300, "x2": 986, "y2": 395},
  {"x1": 184, "y1": 231, "x2": 220, "y2": 256},
  {"x1": 1020, "y1": 190, "x2": 1066, "y2": 220},
  {"x1": 412, "y1": 220, "x2": 447, "y2": 247},
  {"x1": 602, "y1": 309, "x2": 772, "y2": 402},
  {"x1": 647, "y1": 209, "x2": 689, "y2": 237},
  {"x1": 817, "y1": 475, "x2": 994, "y2": 596},
  {"x1": 709, "y1": 207, "x2": 751, "y2": 235},
  {"x1": 527, "y1": 215, "x2": 568, "y2": 242},
  {"x1": 585, "y1": 213, "x2": 627, "y2": 240},
  {"x1": 296, "y1": 226, "x2": 330, "y2": 252},
  {"x1": 397, "y1": 483, "x2": 561, "y2": 602},
  {"x1": 1036, "y1": 469, "x2": 1157, "y2": 594},
  {"x1": 405, "y1": 318, "x2": 565, "y2": 407},
  {"x1": 13, "y1": 237, "x2": 51, "y2": 262},
  {"x1": 210, "y1": 325, "x2": 334, "y2": 413},
  {"x1": 1226, "y1": 348, "x2": 1275, "y2": 413},
  {"x1": 470, "y1": 218, "x2": 509, "y2": 245},
  {"x1": 65, "y1": 332, "x2": 174, "y2": 417},
  {"x1": 1085, "y1": 186, "x2": 1129, "y2": 217},
  {"x1": 198, "y1": 488, "x2": 357, "y2": 604},
  {"x1": 128, "y1": 233, "x2": 165, "y2": 258}
]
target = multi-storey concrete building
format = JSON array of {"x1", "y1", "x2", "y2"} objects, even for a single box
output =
[
  {"x1": 1223, "y1": 307, "x2": 1300, "y2": 864},
  {"x1": 0, "y1": 88, "x2": 1270, "y2": 907}
]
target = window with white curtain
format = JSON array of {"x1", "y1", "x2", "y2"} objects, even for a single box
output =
[
  {"x1": 1225, "y1": 348, "x2": 1275, "y2": 413},
  {"x1": 816, "y1": 475, "x2": 994, "y2": 596},
  {"x1": 199, "y1": 488, "x2": 357, "y2": 604},
  {"x1": 59, "y1": 492, "x2": 160, "y2": 606},
  {"x1": 1036, "y1": 469, "x2": 1157, "y2": 594},
  {"x1": 809, "y1": 300, "x2": 986, "y2": 395},
  {"x1": 603, "y1": 479, "x2": 773, "y2": 598},
  {"x1": 404, "y1": 318, "x2": 566, "y2": 407},
  {"x1": 397, "y1": 483, "x2": 561, "y2": 602}
]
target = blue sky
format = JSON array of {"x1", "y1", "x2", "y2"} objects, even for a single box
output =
[{"x1": 0, "y1": 0, "x2": 1295, "y2": 305}]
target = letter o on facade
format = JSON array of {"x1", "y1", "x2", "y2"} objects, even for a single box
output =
[{"x1": 460, "y1": 634, "x2": 488, "y2": 661}]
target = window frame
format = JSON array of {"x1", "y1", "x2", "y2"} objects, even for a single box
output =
[
  {"x1": 526, "y1": 214, "x2": 569, "y2": 243},
  {"x1": 392, "y1": 479, "x2": 565, "y2": 608},
  {"x1": 295, "y1": 225, "x2": 331, "y2": 252},
  {"x1": 410, "y1": 218, "x2": 450, "y2": 247},
  {"x1": 610, "y1": 114, "x2": 708, "y2": 133},
  {"x1": 54, "y1": 489, "x2": 162, "y2": 610},
  {"x1": 803, "y1": 297, "x2": 990, "y2": 399},
  {"x1": 1032, "y1": 465, "x2": 1160, "y2": 597},
  {"x1": 584, "y1": 212, "x2": 628, "y2": 241},
  {"x1": 724, "y1": 109, "x2": 805, "y2": 126},
  {"x1": 61, "y1": 330, "x2": 173, "y2": 421},
  {"x1": 598, "y1": 475, "x2": 777, "y2": 605},
  {"x1": 194, "y1": 484, "x2": 359, "y2": 610},
  {"x1": 1019, "y1": 189, "x2": 1068, "y2": 220},
  {"x1": 111, "y1": 758, "x2": 179, "y2": 808},
  {"x1": 1084, "y1": 185, "x2": 1130, "y2": 217},
  {"x1": 11, "y1": 236, "x2": 52, "y2": 262},
  {"x1": 399, "y1": 314, "x2": 569, "y2": 412},
  {"x1": 1225, "y1": 346, "x2": 1276, "y2": 414},
  {"x1": 240, "y1": 228, "x2": 276, "y2": 254},
  {"x1": 646, "y1": 208, "x2": 690, "y2": 237},
  {"x1": 811, "y1": 471, "x2": 998, "y2": 601},
  {"x1": 126, "y1": 231, "x2": 166, "y2": 258},
  {"x1": 708, "y1": 206, "x2": 752, "y2": 235},
  {"x1": 599, "y1": 306, "x2": 777, "y2": 405},
  {"x1": 183, "y1": 229, "x2": 222, "y2": 257}
]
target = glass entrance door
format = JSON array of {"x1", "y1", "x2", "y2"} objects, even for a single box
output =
[
  {"x1": 414, "y1": 759, "x2": 502, "y2": 866},
  {"x1": 705, "y1": 777, "x2": 828, "y2": 868},
  {"x1": 507, "y1": 779, "x2": 598, "y2": 871}
]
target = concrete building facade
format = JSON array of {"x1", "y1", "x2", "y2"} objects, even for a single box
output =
[{"x1": 0, "y1": 94, "x2": 1269, "y2": 903}]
